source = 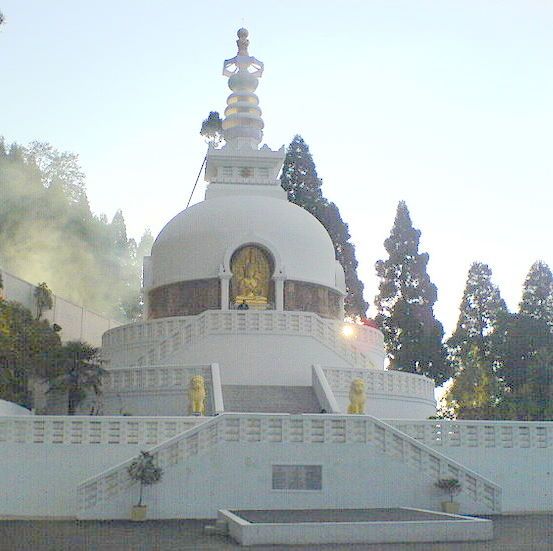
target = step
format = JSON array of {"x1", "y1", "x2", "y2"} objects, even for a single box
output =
[{"x1": 222, "y1": 385, "x2": 321, "y2": 413}]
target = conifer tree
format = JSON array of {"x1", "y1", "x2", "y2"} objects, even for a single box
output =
[
  {"x1": 492, "y1": 313, "x2": 553, "y2": 393},
  {"x1": 444, "y1": 346, "x2": 500, "y2": 419},
  {"x1": 448, "y1": 262, "x2": 507, "y2": 365},
  {"x1": 111, "y1": 209, "x2": 128, "y2": 249},
  {"x1": 374, "y1": 201, "x2": 449, "y2": 384},
  {"x1": 519, "y1": 261, "x2": 553, "y2": 327},
  {"x1": 281, "y1": 135, "x2": 367, "y2": 317},
  {"x1": 495, "y1": 348, "x2": 553, "y2": 421}
]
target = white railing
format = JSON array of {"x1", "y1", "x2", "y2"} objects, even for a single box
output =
[
  {"x1": 323, "y1": 367, "x2": 435, "y2": 401},
  {"x1": 312, "y1": 365, "x2": 340, "y2": 413},
  {"x1": 0, "y1": 415, "x2": 205, "y2": 446},
  {"x1": 103, "y1": 317, "x2": 192, "y2": 348},
  {"x1": 103, "y1": 364, "x2": 212, "y2": 393},
  {"x1": 126, "y1": 311, "x2": 382, "y2": 369},
  {"x1": 387, "y1": 419, "x2": 553, "y2": 449},
  {"x1": 77, "y1": 413, "x2": 501, "y2": 514}
]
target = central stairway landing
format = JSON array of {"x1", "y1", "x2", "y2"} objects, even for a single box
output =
[{"x1": 221, "y1": 385, "x2": 321, "y2": 413}]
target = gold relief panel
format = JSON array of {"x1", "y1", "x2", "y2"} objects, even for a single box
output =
[{"x1": 231, "y1": 245, "x2": 273, "y2": 307}]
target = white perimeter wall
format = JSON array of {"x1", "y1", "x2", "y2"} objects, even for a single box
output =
[
  {"x1": 0, "y1": 444, "x2": 141, "y2": 517},
  {"x1": 416, "y1": 446, "x2": 553, "y2": 513},
  {"x1": 2, "y1": 416, "x2": 551, "y2": 518},
  {"x1": 80, "y1": 441, "x2": 487, "y2": 520},
  {"x1": 1, "y1": 268, "x2": 119, "y2": 347}
]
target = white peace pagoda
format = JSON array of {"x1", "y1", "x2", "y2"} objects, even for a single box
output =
[
  {"x1": 96, "y1": 27, "x2": 435, "y2": 420},
  {"x1": 2, "y1": 31, "x2": 551, "y2": 539}
]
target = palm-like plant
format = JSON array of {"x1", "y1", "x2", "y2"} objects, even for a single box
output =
[
  {"x1": 47, "y1": 341, "x2": 105, "y2": 415},
  {"x1": 34, "y1": 282, "x2": 53, "y2": 320}
]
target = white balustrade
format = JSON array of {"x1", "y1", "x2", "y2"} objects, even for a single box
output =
[
  {"x1": 103, "y1": 364, "x2": 212, "y2": 393},
  {"x1": 107, "y1": 311, "x2": 382, "y2": 369},
  {"x1": 0, "y1": 416, "x2": 202, "y2": 446},
  {"x1": 77, "y1": 413, "x2": 501, "y2": 514},
  {"x1": 387, "y1": 419, "x2": 553, "y2": 449},
  {"x1": 323, "y1": 367, "x2": 435, "y2": 401}
]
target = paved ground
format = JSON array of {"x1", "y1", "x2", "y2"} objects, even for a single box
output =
[{"x1": 0, "y1": 514, "x2": 552, "y2": 550}]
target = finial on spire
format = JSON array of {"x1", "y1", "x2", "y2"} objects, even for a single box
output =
[
  {"x1": 236, "y1": 28, "x2": 249, "y2": 55},
  {"x1": 223, "y1": 28, "x2": 263, "y2": 78},
  {"x1": 221, "y1": 29, "x2": 265, "y2": 149}
]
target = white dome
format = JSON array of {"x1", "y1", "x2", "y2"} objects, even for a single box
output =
[
  {"x1": 151, "y1": 195, "x2": 339, "y2": 290},
  {"x1": 0, "y1": 399, "x2": 32, "y2": 416}
]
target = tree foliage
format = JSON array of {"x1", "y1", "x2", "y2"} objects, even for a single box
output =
[
  {"x1": 499, "y1": 348, "x2": 553, "y2": 421},
  {"x1": 444, "y1": 346, "x2": 501, "y2": 419},
  {"x1": 200, "y1": 111, "x2": 223, "y2": 146},
  {"x1": 519, "y1": 261, "x2": 553, "y2": 327},
  {"x1": 280, "y1": 135, "x2": 367, "y2": 317},
  {"x1": 34, "y1": 282, "x2": 53, "y2": 320},
  {"x1": 492, "y1": 313, "x2": 553, "y2": 393},
  {"x1": 447, "y1": 262, "x2": 507, "y2": 364},
  {"x1": 445, "y1": 263, "x2": 553, "y2": 421},
  {"x1": 127, "y1": 451, "x2": 163, "y2": 507},
  {"x1": 0, "y1": 300, "x2": 61, "y2": 408},
  {"x1": 46, "y1": 341, "x2": 106, "y2": 415},
  {"x1": 0, "y1": 139, "x2": 151, "y2": 320},
  {"x1": 375, "y1": 201, "x2": 450, "y2": 384}
]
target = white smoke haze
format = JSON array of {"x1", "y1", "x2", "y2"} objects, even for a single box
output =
[{"x1": 0, "y1": 138, "x2": 152, "y2": 320}]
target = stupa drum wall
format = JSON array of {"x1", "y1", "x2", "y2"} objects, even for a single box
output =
[{"x1": 148, "y1": 278, "x2": 221, "y2": 319}]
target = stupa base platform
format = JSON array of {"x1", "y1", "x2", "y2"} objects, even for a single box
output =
[{"x1": 219, "y1": 507, "x2": 493, "y2": 546}]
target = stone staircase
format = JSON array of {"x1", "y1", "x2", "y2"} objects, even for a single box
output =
[
  {"x1": 222, "y1": 385, "x2": 321, "y2": 413},
  {"x1": 77, "y1": 413, "x2": 502, "y2": 519}
]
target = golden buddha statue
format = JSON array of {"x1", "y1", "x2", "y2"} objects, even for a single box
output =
[{"x1": 231, "y1": 246, "x2": 271, "y2": 307}]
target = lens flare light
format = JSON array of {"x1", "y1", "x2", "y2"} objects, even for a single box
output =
[{"x1": 342, "y1": 324, "x2": 354, "y2": 338}]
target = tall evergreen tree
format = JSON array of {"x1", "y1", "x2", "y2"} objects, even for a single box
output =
[
  {"x1": 519, "y1": 261, "x2": 553, "y2": 326},
  {"x1": 492, "y1": 312, "x2": 553, "y2": 393},
  {"x1": 280, "y1": 135, "x2": 367, "y2": 317},
  {"x1": 448, "y1": 262, "x2": 507, "y2": 364},
  {"x1": 374, "y1": 201, "x2": 450, "y2": 384},
  {"x1": 120, "y1": 228, "x2": 154, "y2": 321},
  {"x1": 444, "y1": 346, "x2": 501, "y2": 419},
  {"x1": 111, "y1": 209, "x2": 128, "y2": 249}
]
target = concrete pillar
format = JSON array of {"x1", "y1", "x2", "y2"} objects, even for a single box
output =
[
  {"x1": 273, "y1": 274, "x2": 285, "y2": 311},
  {"x1": 219, "y1": 266, "x2": 232, "y2": 310}
]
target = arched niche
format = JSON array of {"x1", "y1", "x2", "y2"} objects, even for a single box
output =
[{"x1": 230, "y1": 244, "x2": 275, "y2": 308}]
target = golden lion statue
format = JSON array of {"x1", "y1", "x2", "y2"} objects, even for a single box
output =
[
  {"x1": 188, "y1": 375, "x2": 206, "y2": 415},
  {"x1": 347, "y1": 378, "x2": 366, "y2": 414}
]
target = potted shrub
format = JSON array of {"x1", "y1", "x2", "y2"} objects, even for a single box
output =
[
  {"x1": 435, "y1": 478, "x2": 461, "y2": 514},
  {"x1": 127, "y1": 451, "x2": 163, "y2": 521}
]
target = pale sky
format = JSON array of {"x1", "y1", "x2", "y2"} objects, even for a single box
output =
[{"x1": 1, "y1": 1, "x2": 552, "y2": 336}]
